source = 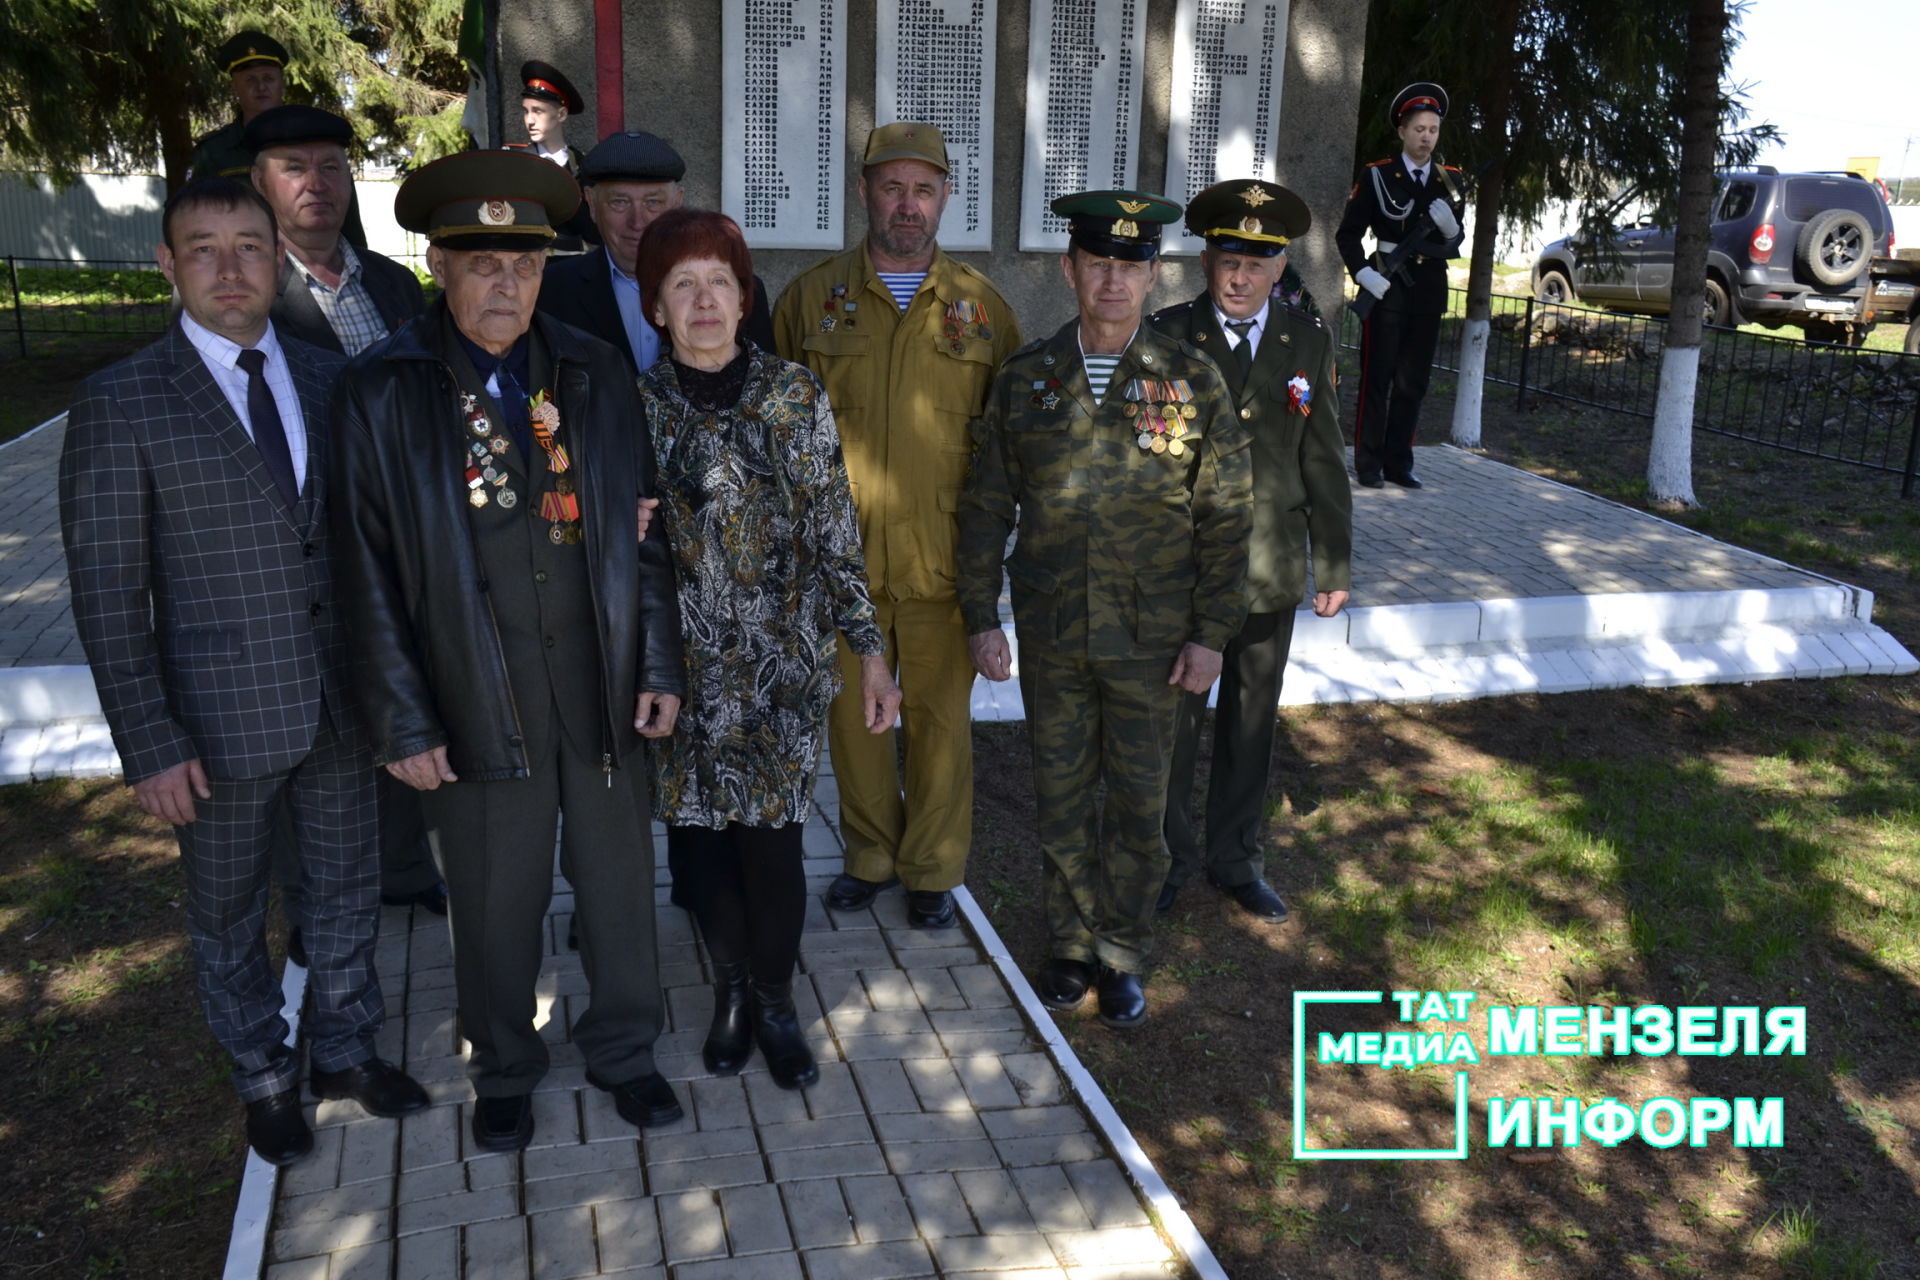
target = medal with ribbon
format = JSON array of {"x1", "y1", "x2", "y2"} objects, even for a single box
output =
[
  {"x1": 530, "y1": 390, "x2": 582, "y2": 544},
  {"x1": 461, "y1": 392, "x2": 518, "y2": 509},
  {"x1": 1288, "y1": 372, "x2": 1313, "y2": 416}
]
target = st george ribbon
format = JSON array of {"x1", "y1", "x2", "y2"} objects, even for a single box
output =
[
  {"x1": 1162, "y1": 0, "x2": 1291, "y2": 256},
  {"x1": 722, "y1": 0, "x2": 849, "y2": 249},
  {"x1": 1017, "y1": 0, "x2": 1146, "y2": 252},
  {"x1": 876, "y1": 0, "x2": 998, "y2": 253}
]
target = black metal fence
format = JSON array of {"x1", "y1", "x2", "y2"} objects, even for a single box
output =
[
  {"x1": 1340, "y1": 289, "x2": 1920, "y2": 497},
  {"x1": 3, "y1": 255, "x2": 173, "y2": 357}
]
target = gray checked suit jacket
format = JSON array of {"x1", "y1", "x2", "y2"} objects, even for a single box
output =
[{"x1": 59, "y1": 323, "x2": 359, "y2": 784}]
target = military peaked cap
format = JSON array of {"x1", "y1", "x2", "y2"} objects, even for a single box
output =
[
  {"x1": 520, "y1": 61, "x2": 585, "y2": 114},
  {"x1": 396, "y1": 150, "x2": 582, "y2": 251},
  {"x1": 216, "y1": 31, "x2": 287, "y2": 76},
  {"x1": 1051, "y1": 189, "x2": 1182, "y2": 261},
  {"x1": 1391, "y1": 82, "x2": 1449, "y2": 126},
  {"x1": 1184, "y1": 179, "x2": 1310, "y2": 257}
]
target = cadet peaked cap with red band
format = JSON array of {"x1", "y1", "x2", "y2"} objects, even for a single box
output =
[
  {"x1": 1390, "y1": 82, "x2": 1449, "y2": 126},
  {"x1": 519, "y1": 60, "x2": 585, "y2": 114},
  {"x1": 396, "y1": 150, "x2": 582, "y2": 251}
]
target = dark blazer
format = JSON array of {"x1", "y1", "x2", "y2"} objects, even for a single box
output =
[
  {"x1": 1335, "y1": 158, "x2": 1466, "y2": 314},
  {"x1": 270, "y1": 248, "x2": 427, "y2": 356},
  {"x1": 1149, "y1": 292, "x2": 1353, "y2": 613},
  {"x1": 59, "y1": 325, "x2": 356, "y2": 783},
  {"x1": 537, "y1": 248, "x2": 778, "y2": 375}
]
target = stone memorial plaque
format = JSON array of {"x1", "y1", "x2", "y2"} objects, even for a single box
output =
[
  {"x1": 1017, "y1": 0, "x2": 1146, "y2": 252},
  {"x1": 1162, "y1": 0, "x2": 1290, "y2": 255},
  {"x1": 876, "y1": 0, "x2": 998, "y2": 252},
  {"x1": 722, "y1": 0, "x2": 849, "y2": 249}
]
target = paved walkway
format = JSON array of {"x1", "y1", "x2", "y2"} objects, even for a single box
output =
[{"x1": 250, "y1": 760, "x2": 1203, "y2": 1280}]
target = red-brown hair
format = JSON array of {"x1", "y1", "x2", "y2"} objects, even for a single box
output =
[{"x1": 635, "y1": 208, "x2": 756, "y2": 335}]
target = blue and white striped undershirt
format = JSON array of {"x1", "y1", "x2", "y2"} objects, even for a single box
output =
[
  {"x1": 875, "y1": 271, "x2": 928, "y2": 311},
  {"x1": 1081, "y1": 355, "x2": 1123, "y2": 402}
]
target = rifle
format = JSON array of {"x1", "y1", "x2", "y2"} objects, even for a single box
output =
[{"x1": 1351, "y1": 156, "x2": 1498, "y2": 323}]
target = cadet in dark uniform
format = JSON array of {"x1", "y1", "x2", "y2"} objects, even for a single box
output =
[
  {"x1": 958, "y1": 192, "x2": 1252, "y2": 1029},
  {"x1": 1335, "y1": 82, "x2": 1465, "y2": 489},
  {"x1": 506, "y1": 61, "x2": 595, "y2": 251},
  {"x1": 1152, "y1": 180, "x2": 1353, "y2": 924},
  {"x1": 330, "y1": 151, "x2": 685, "y2": 1152}
]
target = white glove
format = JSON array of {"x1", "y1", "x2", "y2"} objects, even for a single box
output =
[
  {"x1": 1429, "y1": 197, "x2": 1460, "y2": 240},
  {"x1": 1355, "y1": 266, "x2": 1390, "y2": 300}
]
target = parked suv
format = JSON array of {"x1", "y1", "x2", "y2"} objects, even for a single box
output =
[{"x1": 1531, "y1": 168, "x2": 1893, "y2": 342}]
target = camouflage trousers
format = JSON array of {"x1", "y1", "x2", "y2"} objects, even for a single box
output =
[{"x1": 1024, "y1": 646, "x2": 1181, "y2": 974}]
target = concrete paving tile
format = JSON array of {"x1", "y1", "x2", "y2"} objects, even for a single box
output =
[
  {"x1": 719, "y1": 1181, "x2": 791, "y2": 1254},
  {"x1": 688, "y1": 1075, "x2": 752, "y2": 1130},
  {"x1": 902, "y1": 1057, "x2": 972, "y2": 1111},
  {"x1": 1045, "y1": 1226, "x2": 1178, "y2": 1266},
  {"x1": 952, "y1": 1055, "x2": 1024, "y2": 1109},
  {"x1": 657, "y1": 1187, "x2": 727, "y2": 1262},
  {"x1": 997, "y1": 1053, "x2": 1066, "y2": 1106},
  {"x1": 644, "y1": 1152, "x2": 768, "y2": 1192},
  {"x1": 462, "y1": 1214, "x2": 530, "y2": 1278},
  {"x1": 808, "y1": 968, "x2": 871, "y2": 1017},
  {"x1": 779, "y1": 1176, "x2": 856, "y2": 1249},
  {"x1": 871, "y1": 1110, "x2": 986, "y2": 1143},
  {"x1": 400, "y1": 1103, "x2": 460, "y2": 1171},
  {"x1": 885, "y1": 924, "x2": 970, "y2": 949},
  {"x1": 1012, "y1": 1164, "x2": 1096, "y2": 1232},
  {"x1": 904, "y1": 968, "x2": 969, "y2": 1009},
  {"x1": 930, "y1": 1006, "x2": 1027, "y2": 1035},
  {"x1": 264, "y1": 1257, "x2": 328, "y2": 1279},
  {"x1": 851, "y1": 1059, "x2": 922, "y2": 1113},
  {"x1": 827, "y1": 1006, "x2": 934, "y2": 1036},
  {"x1": 1062, "y1": 1267, "x2": 1178, "y2": 1280},
  {"x1": 859, "y1": 969, "x2": 919, "y2": 1009},
  {"x1": 525, "y1": 1088, "x2": 584, "y2": 1148},
  {"x1": 800, "y1": 1239, "x2": 937, "y2": 1280},
  {"x1": 592, "y1": 1196, "x2": 664, "y2": 1271},
  {"x1": 643, "y1": 1123, "x2": 759, "y2": 1165},
  {"x1": 766, "y1": 1141, "x2": 888, "y2": 1180},
  {"x1": 980, "y1": 1105, "x2": 1090, "y2": 1140},
  {"x1": 802, "y1": 1060, "x2": 865, "y2": 1119},
  {"x1": 323, "y1": 1241, "x2": 393, "y2": 1279},
  {"x1": 743, "y1": 1071, "x2": 811, "y2": 1125},
  {"x1": 898, "y1": 1170, "x2": 975, "y2": 1237},
  {"x1": 758, "y1": 1114, "x2": 874, "y2": 1151},
  {"x1": 279, "y1": 1124, "x2": 345, "y2": 1197},
  {"x1": 673, "y1": 1253, "x2": 805, "y2": 1280},
  {"x1": 527, "y1": 1204, "x2": 599, "y2": 1278},
  {"x1": 840, "y1": 1031, "x2": 947, "y2": 1060},
  {"x1": 930, "y1": 1232, "x2": 1064, "y2": 1272},
  {"x1": 522, "y1": 1165, "x2": 650, "y2": 1213},
  {"x1": 948, "y1": 963, "x2": 1014, "y2": 1009},
  {"x1": 1061, "y1": 1161, "x2": 1152, "y2": 1228},
  {"x1": 802, "y1": 945, "x2": 898, "y2": 972},
  {"x1": 955, "y1": 1167, "x2": 1039, "y2": 1233},
  {"x1": 398, "y1": 1183, "x2": 518, "y2": 1235},
  {"x1": 894, "y1": 946, "x2": 981, "y2": 968},
  {"x1": 277, "y1": 1179, "x2": 392, "y2": 1231},
  {"x1": 524, "y1": 1136, "x2": 641, "y2": 1182},
  {"x1": 883, "y1": 1138, "x2": 1002, "y2": 1174}
]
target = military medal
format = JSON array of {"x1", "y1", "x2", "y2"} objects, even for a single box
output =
[
  {"x1": 1167, "y1": 439, "x2": 1185, "y2": 456},
  {"x1": 530, "y1": 390, "x2": 582, "y2": 541},
  {"x1": 498, "y1": 487, "x2": 518, "y2": 509},
  {"x1": 820, "y1": 315, "x2": 837, "y2": 333}
]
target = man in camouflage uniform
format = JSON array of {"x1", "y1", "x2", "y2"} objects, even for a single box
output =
[
  {"x1": 1152, "y1": 180, "x2": 1352, "y2": 925},
  {"x1": 958, "y1": 191, "x2": 1251, "y2": 1028},
  {"x1": 775, "y1": 123, "x2": 1022, "y2": 929}
]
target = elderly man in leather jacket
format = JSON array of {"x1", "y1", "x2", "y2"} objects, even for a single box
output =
[{"x1": 330, "y1": 151, "x2": 685, "y2": 1153}]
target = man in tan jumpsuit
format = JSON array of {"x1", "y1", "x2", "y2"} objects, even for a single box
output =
[{"x1": 773, "y1": 123, "x2": 1022, "y2": 926}]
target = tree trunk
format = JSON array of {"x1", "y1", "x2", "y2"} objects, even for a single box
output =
[
  {"x1": 1648, "y1": 0, "x2": 1727, "y2": 507},
  {"x1": 1449, "y1": 0, "x2": 1520, "y2": 449}
]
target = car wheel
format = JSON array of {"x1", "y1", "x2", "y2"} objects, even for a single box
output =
[
  {"x1": 1536, "y1": 269, "x2": 1574, "y2": 306},
  {"x1": 1795, "y1": 209, "x2": 1873, "y2": 287},
  {"x1": 1703, "y1": 277, "x2": 1737, "y2": 328}
]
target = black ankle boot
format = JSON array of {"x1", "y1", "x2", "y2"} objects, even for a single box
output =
[
  {"x1": 750, "y1": 979, "x2": 818, "y2": 1090},
  {"x1": 703, "y1": 961, "x2": 754, "y2": 1075}
]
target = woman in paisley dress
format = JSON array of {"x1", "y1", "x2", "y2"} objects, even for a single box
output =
[{"x1": 637, "y1": 209, "x2": 902, "y2": 1090}]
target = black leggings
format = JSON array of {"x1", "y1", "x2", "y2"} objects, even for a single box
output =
[{"x1": 667, "y1": 822, "x2": 807, "y2": 985}]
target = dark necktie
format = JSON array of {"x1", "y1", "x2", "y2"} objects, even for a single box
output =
[
  {"x1": 235, "y1": 348, "x2": 299, "y2": 506},
  {"x1": 1226, "y1": 319, "x2": 1256, "y2": 378}
]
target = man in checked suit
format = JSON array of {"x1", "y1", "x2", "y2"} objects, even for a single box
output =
[
  {"x1": 1150, "y1": 179, "x2": 1353, "y2": 924},
  {"x1": 59, "y1": 179, "x2": 428, "y2": 1167}
]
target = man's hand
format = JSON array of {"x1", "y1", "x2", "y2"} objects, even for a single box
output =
[
  {"x1": 635, "y1": 692, "x2": 681, "y2": 738},
  {"x1": 1355, "y1": 267, "x2": 1391, "y2": 300},
  {"x1": 636, "y1": 496, "x2": 659, "y2": 543},
  {"x1": 969, "y1": 629, "x2": 1012, "y2": 682},
  {"x1": 858, "y1": 654, "x2": 903, "y2": 733},
  {"x1": 132, "y1": 758, "x2": 212, "y2": 825},
  {"x1": 1313, "y1": 589, "x2": 1350, "y2": 618},
  {"x1": 1428, "y1": 198, "x2": 1460, "y2": 240},
  {"x1": 387, "y1": 746, "x2": 458, "y2": 791},
  {"x1": 1167, "y1": 642, "x2": 1224, "y2": 694}
]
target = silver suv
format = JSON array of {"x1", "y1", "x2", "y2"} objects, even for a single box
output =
[{"x1": 1531, "y1": 168, "x2": 1893, "y2": 343}]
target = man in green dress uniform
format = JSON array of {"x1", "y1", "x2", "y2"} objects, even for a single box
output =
[
  {"x1": 958, "y1": 191, "x2": 1251, "y2": 1028},
  {"x1": 1151, "y1": 179, "x2": 1353, "y2": 925},
  {"x1": 330, "y1": 151, "x2": 685, "y2": 1152}
]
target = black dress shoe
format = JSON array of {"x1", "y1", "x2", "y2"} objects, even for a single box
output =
[
  {"x1": 310, "y1": 1056, "x2": 431, "y2": 1117},
  {"x1": 381, "y1": 880, "x2": 449, "y2": 915},
  {"x1": 1358, "y1": 473, "x2": 1384, "y2": 489},
  {"x1": 244, "y1": 1089, "x2": 314, "y2": 1166},
  {"x1": 286, "y1": 927, "x2": 308, "y2": 969},
  {"x1": 703, "y1": 961, "x2": 754, "y2": 1075},
  {"x1": 825, "y1": 873, "x2": 899, "y2": 912},
  {"x1": 1096, "y1": 967, "x2": 1147, "y2": 1029},
  {"x1": 1385, "y1": 471, "x2": 1423, "y2": 489},
  {"x1": 471, "y1": 1095, "x2": 533, "y2": 1152},
  {"x1": 906, "y1": 889, "x2": 956, "y2": 928},
  {"x1": 749, "y1": 981, "x2": 819, "y2": 1090},
  {"x1": 1154, "y1": 881, "x2": 1179, "y2": 916},
  {"x1": 1221, "y1": 878, "x2": 1290, "y2": 923},
  {"x1": 586, "y1": 1069, "x2": 686, "y2": 1127},
  {"x1": 1034, "y1": 957, "x2": 1095, "y2": 1011}
]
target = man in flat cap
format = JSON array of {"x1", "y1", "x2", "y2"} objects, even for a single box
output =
[
  {"x1": 958, "y1": 191, "x2": 1250, "y2": 1028},
  {"x1": 539, "y1": 131, "x2": 774, "y2": 376},
  {"x1": 329, "y1": 150, "x2": 687, "y2": 1151},
  {"x1": 1336, "y1": 81, "x2": 1465, "y2": 490},
  {"x1": 1151, "y1": 180, "x2": 1352, "y2": 925},
  {"x1": 773, "y1": 122, "x2": 1022, "y2": 930},
  {"x1": 244, "y1": 103, "x2": 442, "y2": 943}
]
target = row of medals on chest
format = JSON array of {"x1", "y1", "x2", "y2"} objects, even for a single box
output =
[
  {"x1": 462, "y1": 391, "x2": 583, "y2": 544},
  {"x1": 820, "y1": 284, "x2": 993, "y2": 356},
  {"x1": 1028, "y1": 376, "x2": 1200, "y2": 456}
]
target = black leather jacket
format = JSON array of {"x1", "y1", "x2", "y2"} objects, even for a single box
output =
[{"x1": 329, "y1": 301, "x2": 683, "y2": 781}]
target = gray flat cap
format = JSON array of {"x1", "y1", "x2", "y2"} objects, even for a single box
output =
[{"x1": 577, "y1": 132, "x2": 686, "y2": 186}]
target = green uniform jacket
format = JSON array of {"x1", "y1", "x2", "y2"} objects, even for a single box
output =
[
  {"x1": 773, "y1": 246, "x2": 1022, "y2": 603},
  {"x1": 957, "y1": 319, "x2": 1253, "y2": 658},
  {"x1": 1148, "y1": 292, "x2": 1352, "y2": 612},
  {"x1": 188, "y1": 120, "x2": 252, "y2": 180}
]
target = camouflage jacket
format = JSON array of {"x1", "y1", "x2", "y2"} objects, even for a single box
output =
[{"x1": 957, "y1": 317, "x2": 1252, "y2": 659}]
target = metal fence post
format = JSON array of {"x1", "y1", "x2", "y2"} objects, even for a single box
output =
[
  {"x1": 1515, "y1": 296, "x2": 1534, "y2": 411},
  {"x1": 7, "y1": 256, "x2": 24, "y2": 359},
  {"x1": 1903, "y1": 391, "x2": 1920, "y2": 500}
]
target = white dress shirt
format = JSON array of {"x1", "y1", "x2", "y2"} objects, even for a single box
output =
[
  {"x1": 1401, "y1": 153, "x2": 1430, "y2": 186},
  {"x1": 1213, "y1": 299, "x2": 1271, "y2": 359},
  {"x1": 180, "y1": 311, "x2": 308, "y2": 491}
]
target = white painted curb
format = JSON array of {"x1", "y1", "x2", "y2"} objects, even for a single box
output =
[{"x1": 223, "y1": 958, "x2": 309, "y2": 1280}]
